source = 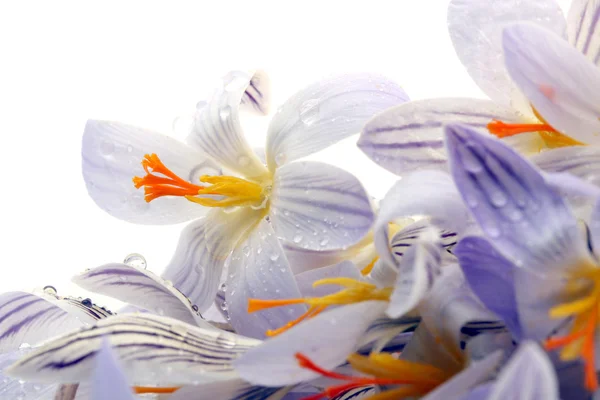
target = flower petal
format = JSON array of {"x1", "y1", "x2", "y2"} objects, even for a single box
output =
[
  {"x1": 294, "y1": 261, "x2": 362, "y2": 298},
  {"x1": 447, "y1": 0, "x2": 566, "y2": 114},
  {"x1": 487, "y1": 341, "x2": 559, "y2": 400},
  {"x1": 160, "y1": 218, "x2": 223, "y2": 314},
  {"x1": 568, "y1": 0, "x2": 600, "y2": 66},
  {"x1": 169, "y1": 379, "x2": 288, "y2": 400},
  {"x1": 6, "y1": 313, "x2": 260, "y2": 385},
  {"x1": 0, "y1": 349, "x2": 58, "y2": 399},
  {"x1": 444, "y1": 123, "x2": 591, "y2": 273},
  {"x1": 82, "y1": 120, "x2": 214, "y2": 225},
  {"x1": 239, "y1": 70, "x2": 271, "y2": 116},
  {"x1": 359, "y1": 316, "x2": 419, "y2": 354},
  {"x1": 72, "y1": 263, "x2": 212, "y2": 329},
  {"x1": 590, "y1": 200, "x2": 600, "y2": 257},
  {"x1": 357, "y1": 98, "x2": 535, "y2": 175},
  {"x1": 91, "y1": 339, "x2": 135, "y2": 400},
  {"x1": 265, "y1": 74, "x2": 408, "y2": 170},
  {"x1": 226, "y1": 219, "x2": 305, "y2": 339},
  {"x1": 503, "y1": 22, "x2": 600, "y2": 143},
  {"x1": 283, "y1": 239, "x2": 375, "y2": 275},
  {"x1": 270, "y1": 161, "x2": 374, "y2": 251},
  {"x1": 388, "y1": 220, "x2": 458, "y2": 267},
  {"x1": 188, "y1": 71, "x2": 269, "y2": 180},
  {"x1": 454, "y1": 236, "x2": 522, "y2": 339},
  {"x1": 532, "y1": 145, "x2": 600, "y2": 188},
  {"x1": 387, "y1": 227, "x2": 443, "y2": 319},
  {"x1": 234, "y1": 301, "x2": 387, "y2": 387},
  {"x1": 543, "y1": 171, "x2": 600, "y2": 198}
]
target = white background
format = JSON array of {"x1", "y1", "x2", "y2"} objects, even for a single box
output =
[{"x1": 0, "y1": 0, "x2": 571, "y2": 301}]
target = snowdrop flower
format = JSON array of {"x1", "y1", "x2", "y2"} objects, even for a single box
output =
[{"x1": 358, "y1": 2, "x2": 600, "y2": 175}]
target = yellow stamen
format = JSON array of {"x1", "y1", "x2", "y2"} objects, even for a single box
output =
[
  {"x1": 361, "y1": 256, "x2": 379, "y2": 275},
  {"x1": 347, "y1": 353, "x2": 450, "y2": 384},
  {"x1": 133, "y1": 153, "x2": 267, "y2": 208}
]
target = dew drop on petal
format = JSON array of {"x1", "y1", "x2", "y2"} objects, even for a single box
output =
[
  {"x1": 124, "y1": 253, "x2": 147, "y2": 269},
  {"x1": 270, "y1": 253, "x2": 280, "y2": 261},
  {"x1": 320, "y1": 237, "x2": 330, "y2": 246},
  {"x1": 293, "y1": 235, "x2": 303, "y2": 243},
  {"x1": 220, "y1": 106, "x2": 232, "y2": 120},
  {"x1": 243, "y1": 246, "x2": 251, "y2": 257},
  {"x1": 299, "y1": 99, "x2": 320, "y2": 126},
  {"x1": 489, "y1": 191, "x2": 508, "y2": 207},
  {"x1": 275, "y1": 153, "x2": 287, "y2": 166},
  {"x1": 81, "y1": 298, "x2": 92, "y2": 307},
  {"x1": 43, "y1": 285, "x2": 57, "y2": 295}
]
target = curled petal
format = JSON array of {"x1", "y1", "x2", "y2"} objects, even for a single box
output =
[
  {"x1": 503, "y1": 22, "x2": 600, "y2": 143},
  {"x1": 568, "y1": 0, "x2": 600, "y2": 66},
  {"x1": 270, "y1": 161, "x2": 374, "y2": 251},
  {"x1": 91, "y1": 339, "x2": 135, "y2": 400},
  {"x1": 444, "y1": 123, "x2": 591, "y2": 274},
  {"x1": 82, "y1": 120, "x2": 213, "y2": 225},
  {"x1": 266, "y1": 74, "x2": 408, "y2": 171},
  {"x1": 448, "y1": 0, "x2": 566, "y2": 114},
  {"x1": 188, "y1": 71, "x2": 269, "y2": 180},
  {"x1": 6, "y1": 314, "x2": 260, "y2": 385},
  {"x1": 234, "y1": 301, "x2": 387, "y2": 387}
]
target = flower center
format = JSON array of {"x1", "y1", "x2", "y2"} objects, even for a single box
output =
[
  {"x1": 296, "y1": 352, "x2": 450, "y2": 400},
  {"x1": 545, "y1": 267, "x2": 600, "y2": 391},
  {"x1": 247, "y1": 278, "x2": 392, "y2": 337},
  {"x1": 132, "y1": 153, "x2": 268, "y2": 208}
]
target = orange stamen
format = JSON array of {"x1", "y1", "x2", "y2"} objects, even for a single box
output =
[
  {"x1": 247, "y1": 298, "x2": 307, "y2": 313},
  {"x1": 133, "y1": 386, "x2": 180, "y2": 394},
  {"x1": 266, "y1": 305, "x2": 326, "y2": 337},
  {"x1": 487, "y1": 120, "x2": 558, "y2": 138}
]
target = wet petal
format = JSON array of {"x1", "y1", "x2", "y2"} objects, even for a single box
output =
[
  {"x1": 448, "y1": 0, "x2": 566, "y2": 114},
  {"x1": 295, "y1": 261, "x2": 362, "y2": 298},
  {"x1": 266, "y1": 74, "x2": 408, "y2": 170},
  {"x1": 270, "y1": 161, "x2": 374, "y2": 251},
  {"x1": 226, "y1": 219, "x2": 305, "y2": 339},
  {"x1": 445, "y1": 123, "x2": 591, "y2": 274},
  {"x1": 188, "y1": 71, "x2": 269, "y2": 180},
  {"x1": 374, "y1": 171, "x2": 469, "y2": 267},
  {"x1": 161, "y1": 218, "x2": 223, "y2": 314},
  {"x1": 283, "y1": 239, "x2": 375, "y2": 275},
  {"x1": 91, "y1": 339, "x2": 135, "y2": 400},
  {"x1": 234, "y1": 301, "x2": 387, "y2": 387},
  {"x1": 82, "y1": 120, "x2": 214, "y2": 225},
  {"x1": 170, "y1": 379, "x2": 289, "y2": 400},
  {"x1": 454, "y1": 236, "x2": 522, "y2": 339},
  {"x1": 357, "y1": 98, "x2": 534, "y2": 175},
  {"x1": 488, "y1": 341, "x2": 559, "y2": 400},
  {"x1": 568, "y1": 0, "x2": 600, "y2": 66},
  {"x1": 0, "y1": 349, "x2": 58, "y2": 399},
  {"x1": 387, "y1": 227, "x2": 443, "y2": 318},
  {"x1": 72, "y1": 263, "x2": 212, "y2": 329},
  {"x1": 6, "y1": 313, "x2": 260, "y2": 385},
  {"x1": 503, "y1": 22, "x2": 600, "y2": 143}
]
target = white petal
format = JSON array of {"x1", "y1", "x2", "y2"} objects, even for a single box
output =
[
  {"x1": 283, "y1": 239, "x2": 375, "y2": 275},
  {"x1": 503, "y1": 22, "x2": 600, "y2": 143},
  {"x1": 447, "y1": 0, "x2": 566, "y2": 114},
  {"x1": 188, "y1": 71, "x2": 269, "y2": 180},
  {"x1": 91, "y1": 339, "x2": 135, "y2": 400},
  {"x1": 161, "y1": 218, "x2": 223, "y2": 314},
  {"x1": 568, "y1": 0, "x2": 600, "y2": 66},
  {"x1": 388, "y1": 220, "x2": 458, "y2": 267},
  {"x1": 82, "y1": 120, "x2": 214, "y2": 225},
  {"x1": 366, "y1": 259, "x2": 398, "y2": 287},
  {"x1": 488, "y1": 341, "x2": 559, "y2": 400},
  {"x1": 72, "y1": 263, "x2": 213, "y2": 329},
  {"x1": 169, "y1": 379, "x2": 289, "y2": 400},
  {"x1": 0, "y1": 349, "x2": 59, "y2": 399},
  {"x1": 234, "y1": 301, "x2": 387, "y2": 387},
  {"x1": 6, "y1": 313, "x2": 260, "y2": 385},
  {"x1": 544, "y1": 172, "x2": 600, "y2": 198},
  {"x1": 226, "y1": 220, "x2": 305, "y2": 339},
  {"x1": 239, "y1": 70, "x2": 271, "y2": 116},
  {"x1": 295, "y1": 261, "x2": 362, "y2": 298},
  {"x1": 266, "y1": 74, "x2": 408, "y2": 170},
  {"x1": 204, "y1": 207, "x2": 264, "y2": 262},
  {"x1": 270, "y1": 161, "x2": 374, "y2": 251},
  {"x1": 532, "y1": 145, "x2": 600, "y2": 188},
  {"x1": 357, "y1": 98, "x2": 538, "y2": 175}
]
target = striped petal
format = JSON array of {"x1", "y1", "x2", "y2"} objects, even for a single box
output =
[
  {"x1": 568, "y1": 0, "x2": 600, "y2": 66},
  {"x1": 0, "y1": 349, "x2": 58, "y2": 399},
  {"x1": 454, "y1": 236, "x2": 522, "y2": 339},
  {"x1": 187, "y1": 71, "x2": 269, "y2": 180},
  {"x1": 444, "y1": 123, "x2": 591, "y2": 274},
  {"x1": 387, "y1": 227, "x2": 443, "y2": 318},
  {"x1": 226, "y1": 219, "x2": 305, "y2": 339},
  {"x1": 447, "y1": 0, "x2": 566, "y2": 115},
  {"x1": 91, "y1": 340, "x2": 135, "y2": 400},
  {"x1": 0, "y1": 291, "x2": 92, "y2": 352},
  {"x1": 503, "y1": 22, "x2": 600, "y2": 143},
  {"x1": 82, "y1": 120, "x2": 214, "y2": 225},
  {"x1": 239, "y1": 70, "x2": 271, "y2": 116},
  {"x1": 270, "y1": 161, "x2": 374, "y2": 251},
  {"x1": 72, "y1": 263, "x2": 212, "y2": 329},
  {"x1": 357, "y1": 98, "x2": 540, "y2": 175},
  {"x1": 265, "y1": 74, "x2": 408, "y2": 171},
  {"x1": 160, "y1": 217, "x2": 223, "y2": 314},
  {"x1": 6, "y1": 314, "x2": 260, "y2": 385},
  {"x1": 388, "y1": 220, "x2": 458, "y2": 267},
  {"x1": 170, "y1": 379, "x2": 288, "y2": 400},
  {"x1": 532, "y1": 145, "x2": 600, "y2": 188},
  {"x1": 359, "y1": 316, "x2": 419, "y2": 354},
  {"x1": 295, "y1": 261, "x2": 362, "y2": 298},
  {"x1": 374, "y1": 171, "x2": 468, "y2": 268},
  {"x1": 487, "y1": 341, "x2": 559, "y2": 400},
  {"x1": 234, "y1": 301, "x2": 387, "y2": 387}
]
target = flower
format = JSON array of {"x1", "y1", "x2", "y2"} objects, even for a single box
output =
[
  {"x1": 82, "y1": 70, "x2": 408, "y2": 338},
  {"x1": 357, "y1": 0, "x2": 600, "y2": 176}
]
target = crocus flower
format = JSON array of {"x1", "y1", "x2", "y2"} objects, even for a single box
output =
[
  {"x1": 357, "y1": 0, "x2": 600, "y2": 176},
  {"x1": 82, "y1": 70, "x2": 408, "y2": 334}
]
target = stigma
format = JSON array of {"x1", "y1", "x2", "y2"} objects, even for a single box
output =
[
  {"x1": 247, "y1": 278, "x2": 392, "y2": 337},
  {"x1": 133, "y1": 153, "x2": 267, "y2": 208}
]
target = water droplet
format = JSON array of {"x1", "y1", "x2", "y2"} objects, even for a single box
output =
[
  {"x1": 119, "y1": 275, "x2": 128, "y2": 282},
  {"x1": 465, "y1": 195, "x2": 479, "y2": 208},
  {"x1": 188, "y1": 162, "x2": 221, "y2": 183},
  {"x1": 195, "y1": 100, "x2": 207, "y2": 110},
  {"x1": 270, "y1": 253, "x2": 280, "y2": 261},
  {"x1": 220, "y1": 302, "x2": 228, "y2": 311},
  {"x1": 191, "y1": 304, "x2": 199, "y2": 312},
  {"x1": 299, "y1": 99, "x2": 320, "y2": 126},
  {"x1": 490, "y1": 191, "x2": 508, "y2": 207},
  {"x1": 293, "y1": 235, "x2": 303, "y2": 243},
  {"x1": 81, "y1": 298, "x2": 92, "y2": 307},
  {"x1": 43, "y1": 285, "x2": 57, "y2": 295},
  {"x1": 320, "y1": 237, "x2": 330, "y2": 246},
  {"x1": 220, "y1": 106, "x2": 232, "y2": 120},
  {"x1": 238, "y1": 155, "x2": 251, "y2": 166},
  {"x1": 280, "y1": 268, "x2": 286, "y2": 273},
  {"x1": 243, "y1": 246, "x2": 251, "y2": 257},
  {"x1": 283, "y1": 210, "x2": 290, "y2": 216},
  {"x1": 275, "y1": 153, "x2": 287, "y2": 166},
  {"x1": 124, "y1": 253, "x2": 147, "y2": 269},
  {"x1": 126, "y1": 145, "x2": 133, "y2": 153},
  {"x1": 156, "y1": 307, "x2": 165, "y2": 316},
  {"x1": 100, "y1": 141, "x2": 115, "y2": 156},
  {"x1": 256, "y1": 247, "x2": 262, "y2": 255},
  {"x1": 18, "y1": 343, "x2": 31, "y2": 350},
  {"x1": 507, "y1": 208, "x2": 523, "y2": 221},
  {"x1": 484, "y1": 225, "x2": 501, "y2": 238}
]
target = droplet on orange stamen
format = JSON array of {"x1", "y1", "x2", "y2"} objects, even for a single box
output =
[
  {"x1": 134, "y1": 386, "x2": 180, "y2": 394},
  {"x1": 487, "y1": 120, "x2": 558, "y2": 138}
]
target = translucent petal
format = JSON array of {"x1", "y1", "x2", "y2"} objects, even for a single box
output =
[
  {"x1": 266, "y1": 73, "x2": 408, "y2": 171},
  {"x1": 90, "y1": 339, "x2": 135, "y2": 400},
  {"x1": 82, "y1": 120, "x2": 213, "y2": 225},
  {"x1": 0, "y1": 349, "x2": 58, "y2": 399},
  {"x1": 270, "y1": 161, "x2": 374, "y2": 251},
  {"x1": 568, "y1": 0, "x2": 600, "y2": 67}
]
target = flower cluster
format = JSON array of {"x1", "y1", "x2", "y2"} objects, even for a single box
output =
[{"x1": 5, "y1": 0, "x2": 600, "y2": 399}]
